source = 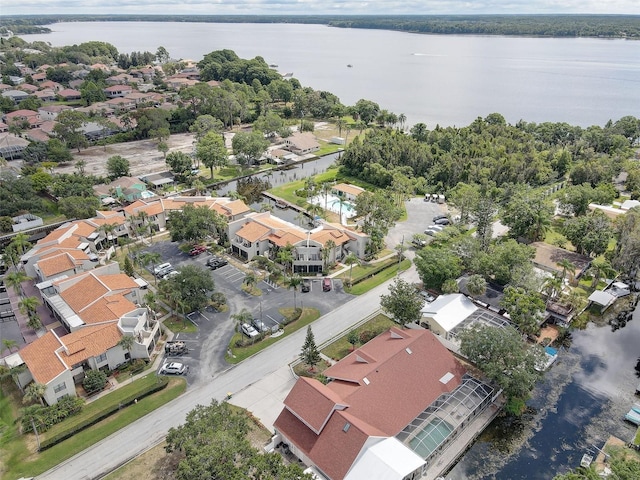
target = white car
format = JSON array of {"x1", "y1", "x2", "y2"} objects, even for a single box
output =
[
  {"x1": 241, "y1": 323, "x2": 259, "y2": 338},
  {"x1": 424, "y1": 225, "x2": 445, "y2": 236},
  {"x1": 153, "y1": 262, "x2": 172, "y2": 275},
  {"x1": 160, "y1": 362, "x2": 186, "y2": 375}
]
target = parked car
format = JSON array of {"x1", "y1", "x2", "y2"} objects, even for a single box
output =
[
  {"x1": 322, "y1": 277, "x2": 332, "y2": 292},
  {"x1": 157, "y1": 266, "x2": 176, "y2": 278},
  {"x1": 419, "y1": 290, "x2": 436, "y2": 303},
  {"x1": 301, "y1": 279, "x2": 311, "y2": 293},
  {"x1": 432, "y1": 214, "x2": 448, "y2": 222},
  {"x1": 424, "y1": 225, "x2": 445, "y2": 235},
  {"x1": 252, "y1": 318, "x2": 270, "y2": 333},
  {"x1": 165, "y1": 341, "x2": 188, "y2": 355},
  {"x1": 162, "y1": 270, "x2": 179, "y2": 279},
  {"x1": 160, "y1": 362, "x2": 186, "y2": 375},
  {"x1": 434, "y1": 217, "x2": 451, "y2": 225},
  {"x1": 189, "y1": 245, "x2": 207, "y2": 256},
  {"x1": 241, "y1": 323, "x2": 259, "y2": 338},
  {"x1": 153, "y1": 262, "x2": 172, "y2": 275},
  {"x1": 207, "y1": 257, "x2": 228, "y2": 269}
]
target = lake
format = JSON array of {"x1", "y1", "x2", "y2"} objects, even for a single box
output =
[{"x1": 22, "y1": 22, "x2": 640, "y2": 128}]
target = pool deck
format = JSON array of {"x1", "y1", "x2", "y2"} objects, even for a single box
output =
[{"x1": 425, "y1": 399, "x2": 504, "y2": 480}]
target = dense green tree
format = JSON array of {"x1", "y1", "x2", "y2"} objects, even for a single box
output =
[
  {"x1": 133, "y1": 108, "x2": 171, "y2": 140},
  {"x1": 52, "y1": 110, "x2": 89, "y2": 152},
  {"x1": 165, "y1": 151, "x2": 192, "y2": 179},
  {"x1": 106, "y1": 155, "x2": 130, "y2": 180},
  {"x1": 29, "y1": 170, "x2": 53, "y2": 193},
  {"x1": 196, "y1": 130, "x2": 228, "y2": 179},
  {"x1": 353, "y1": 98, "x2": 380, "y2": 125},
  {"x1": 23, "y1": 382, "x2": 47, "y2": 405},
  {"x1": 562, "y1": 211, "x2": 613, "y2": 257},
  {"x1": 232, "y1": 131, "x2": 269, "y2": 166},
  {"x1": 611, "y1": 206, "x2": 640, "y2": 277},
  {"x1": 380, "y1": 277, "x2": 424, "y2": 327},
  {"x1": 501, "y1": 286, "x2": 546, "y2": 336},
  {"x1": 414, "y1": 246, "x2": 463, "y2": 291},
  {"x1": 80, "y1": 80, "x2": 107, "y2": 105},
  {"x1": 459, "y1": 324, "x2": 543, "y2": 412},
  {"x1": 502, "y1": 188, "x2": 554, "y2": 241},
  {"x1": 474, "y1": 239, "x2": 535, "y2": 286},
  {"x1": 168, "y1": 204, "x2": 227, "y2": 243},
  {"x1": 189, "y1": 114, "x2": 224, "y2": 142},
  {"x1": 466, "y1": 274, "x2": 487, "y2": 297},
  {"x1": 160, "y1": 264, "x2": 214, "y2": 313},
  {"x1": 47, "y1": 138, "x2": 73, "y2": 163},
  {"x1": 58, "y1": 195, "x2": 101, "y2": 219},
  {"x1": 166, "y1": 400, "x2": 312, "y2": 480},
  {"x1": 21, "y1": 141, "x2": 48, "y2": 165}
]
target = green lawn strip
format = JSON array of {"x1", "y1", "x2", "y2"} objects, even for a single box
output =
[
  {"x1": 346, "y1": 259, "x2": 411, "y2": 295},
  {"x1": 634, "y1": 426, "x2": 640, "y2": 445},
  {"x1": 163, "y1": 315, "x2": 198, "y2": 333},
  {"x1": 321, "y1": 313, "x2": 395, "y2": 361},
  {"x1": 6, "y1": 378, "x2": 186, "y2": 480},
  {"x1": 43, "y1": 375, "x2": 170, "y2": 440},
  {"x1": 226, "y1": 308, "x2": 320, "y2": 364}
]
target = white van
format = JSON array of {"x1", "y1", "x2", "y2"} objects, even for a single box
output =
[{"x1": 153, "y1": 262, "x2": 172, "y2": 275}]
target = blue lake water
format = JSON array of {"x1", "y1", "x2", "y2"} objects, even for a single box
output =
[{"x1": 22, "y1": 22, "x2": 640, "y2": 128}]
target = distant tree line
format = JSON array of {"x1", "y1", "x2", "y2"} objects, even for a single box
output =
[{"x1": 1, "y1": 14, "x2": 638, "y2": 38}]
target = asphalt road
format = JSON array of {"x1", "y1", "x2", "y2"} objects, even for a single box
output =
[{"x1": 36, "y1": 273, "x2": 407, "y2": 480}]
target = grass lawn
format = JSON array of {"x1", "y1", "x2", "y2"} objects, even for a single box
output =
[
  {"x1": 347, "y1": 259, "x2": 411, "y2": 295},
  {"x1": 226, "y1": 307, "x2": 320, "y2": 364},
  {"x1": 321, "y1": 313, "x2": 396, "y2": 362},
  {"x1": 1, "y1": 377, "x2": 186, "y2": 480},
  {"x1": 635, "y1": 426, "x2": 640, "y2": 445},
  {"x1": 163, "y1": 315, "x2": 198, "y2": 334}
]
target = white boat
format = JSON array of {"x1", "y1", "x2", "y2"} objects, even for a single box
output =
[
  {"x1": 625, "y1": 406, "x2": 640, "y2": 426},
  {"x1": 580, "y1": 453, "x2": 593, "y2": 468}
]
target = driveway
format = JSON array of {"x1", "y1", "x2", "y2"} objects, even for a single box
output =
[{"x1": 138, "y1": 241, "x2": 353, "y2": 386}]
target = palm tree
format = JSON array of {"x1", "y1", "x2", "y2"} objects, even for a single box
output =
[
  {"x1": 23, "y1": 382, "x2": 47, "y2": 405},
  {"x1": 343, "y1": 252, "x2": 360, "y2": 286},
  {"x1": 321, "y1": 182, "x2": 332, "y2": 212},
  {"x1": 2, "y1": 244, "x2": 20, "y2": 269},
  {"x1": 192, "y1": 179, "x2": 205, "y2": 195},
  {"x1": 4, "y1": 270, "x2": 30, "y2": 295},
  {"x1": 542, "y1": 275, "x2": 563, "y2": 304},
  {"x1": 335, "y1": 118, "x2": 347, "y2": 137},
  {"x1": 398, "y1": 113, "x2": 407, "y2": 131},
  {"x1": 10, "y1": 232, "x2": 32, "y2": 256},
  {"x1": 588, "y1": 257, "x2": 616, "y2": 288},
  {"x1": 276, "y1": 245, "x2": 294, "y2": 275},
  {"x1": 117, "y1": 335, "x2": 136, "y2": 363},
  {"x1": 243, "y1": 272, "x2": 258, "y2": 293},
  {"x1": 19, "y1": 296, "x2": 40, "y2": 319},
  {"x1": 99, "y1": 222, "x2": 118, "y2": 248},
  {"x1": 2, "y1": 339, "x2": 18, "y2": 354},
  {"x1": 556, "y1": 258, "x2": 576, "y2": 285},
  {"x1": 286, "y1": 276, "x2": 302, "y2": 309},
  {"x1": 323, "y1": 240, "x2": 336, "y2": 271},
  {"x1": 231, "y1": 308, "x2": 253, "y2": 333},
  {"x1": 466, "y1": 274, "x2": 487, "y2": 297},
  {"x1": 133, "y1": 211, "x2": 150, "y2": 241},
  {"x1": 139, "y1": 252, "x2": 162, "y2": 285},
  {"x1": 306, "y1": 203, "x2": 324, "y2": 222}
]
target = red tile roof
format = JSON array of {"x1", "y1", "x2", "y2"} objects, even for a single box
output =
[{"x1": 274, "y1": 328, "x2": 466, "y2": 480}]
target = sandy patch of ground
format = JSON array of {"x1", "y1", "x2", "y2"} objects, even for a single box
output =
[{"x1": 57, "y1": 133, "x2": 197, "y2": 178}]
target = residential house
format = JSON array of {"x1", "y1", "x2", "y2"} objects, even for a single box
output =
[
  {"x1": 33, "y1": 89, "x2": 57, "y2": 102},
  {"x1": 31, "y1": 72, "x2": 47, "y2": 83},
  {"x1": 106, "y1": 73, "x2": 134, "y2": 85},
  {"x1": 39, "y1": 80, "x2": 63, "y2": 92},
  {"x1": 332, "y1": 183, "x2": 365, "y2": 202},
  {"x1": 57, "y1": 88, "x2": 82, "y2": 101},
  {"x1": 11, "y1": 300, "x2": 159, "y2": 405},
  {"x1": 165, "y1": 77, "x2": 199, "y2": 90},
  {"x1": 105, "y1": 97, "x2": 137, "y2": 113},
  {"x1": 420, "y1": 293, "x2": 512, "y2": 341},
  {"x1": 3, "y1": 109, "x2": 42, "y2": 128},
  {"x1": 1, "y1": 89, "x2": 30, "y2": 103},
  {"x1": 530, "y1": 242, "x2": 591, "y2": 280},
  {"x1": 228, "y1": 212, "x2": 368, "y2": 271},
  {"x1": 284, "y1": 131, "x2": 320, "y2": 155},
  {"x1": 273, "y1": 328, "x2": 495, "y2": 480},
  {"x1": 38, "y1": 104, "x2": 73, "y2": 121},
  {"x1": 104, "y1": 84, "x2": 134, "y2": 98},
  {"x1": 17, "y1": 83, "x2": 39, "y2": 94},
  {"x1": 93, "y1": 176, "x2": 150, "y2": 204},
  {"x1": 0, "y1": 133, "x2": 30, "y2": 160}
]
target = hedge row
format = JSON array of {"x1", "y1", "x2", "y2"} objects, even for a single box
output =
[
  {"x1": 39, "y1": 377, "x2": 169, "y2": 451},
  {"x1": 349, "y1": 256, "x2": 400, "y2": 286}
]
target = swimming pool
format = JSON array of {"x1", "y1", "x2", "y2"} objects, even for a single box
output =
[
  {"x1": 409, "y1": 418, "x2": 454, "y2": 458},
  {"x1": 328, "y1": 199, "x2": 357, "y2": 217}
]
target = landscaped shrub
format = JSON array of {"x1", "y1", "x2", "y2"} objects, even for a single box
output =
[
  {"x1": 83, "y1": 370, "x2": 108, "y2": 394},
  {"x1": 38, "y1": 377, "x2": 169, "y2": 451},
  {"x1": 359, "y1": 330, "x2": 376, "y2": 344},
  {"x1": 20, "y1": 396, "x2": 84, "y2": 433}
]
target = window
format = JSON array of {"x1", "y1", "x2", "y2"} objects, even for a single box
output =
[
  {"x1": 53, "y1": 382, "x2": 66, "y2": 393},
  {"x1": 96, "y1": 353, "x2": 107, "y2": 363}
]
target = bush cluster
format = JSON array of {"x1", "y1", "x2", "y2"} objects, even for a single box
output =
[{"x1": 20, "y1": 396, "x2": 84, "y2": 433}]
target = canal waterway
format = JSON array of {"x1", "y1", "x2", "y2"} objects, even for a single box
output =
[{"x1": 448, "y1": 304, "x2": 640, "y2": 479}]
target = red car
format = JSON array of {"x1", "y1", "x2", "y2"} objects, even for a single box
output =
[{"x1": 189, "y1": 245, "x2": 207, "y2": 256}]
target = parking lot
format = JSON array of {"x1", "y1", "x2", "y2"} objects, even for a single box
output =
[{"x1": 141, "y1": 240, "x2": 352, "y2": 385}]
